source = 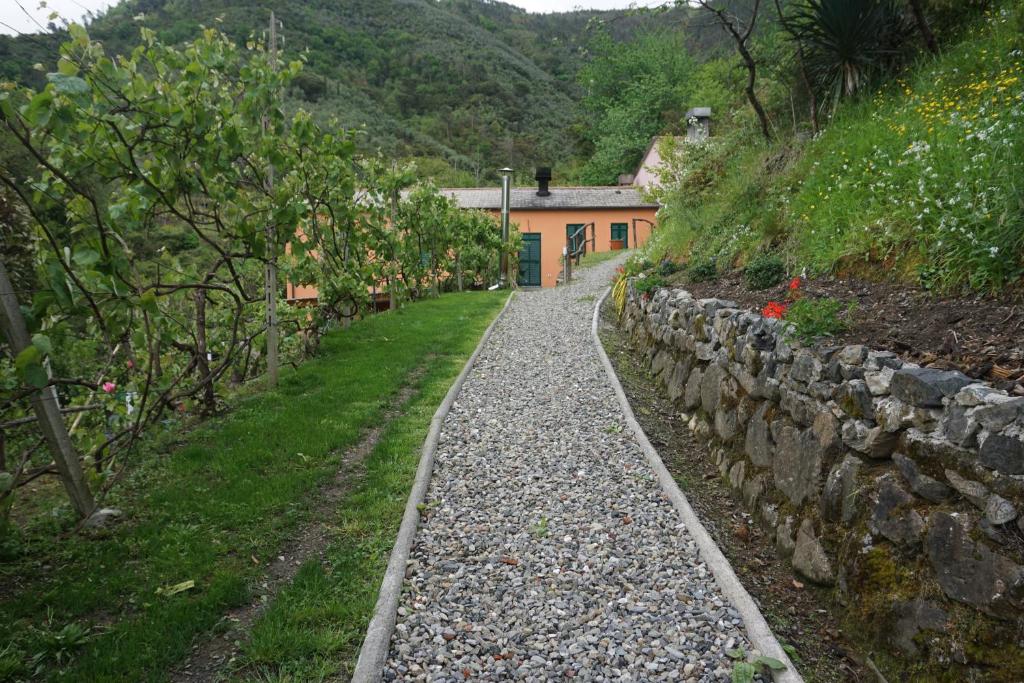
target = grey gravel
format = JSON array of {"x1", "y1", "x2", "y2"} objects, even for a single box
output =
[{"x1": 384, "y1": 257, "x2": 755, "y2": 681}]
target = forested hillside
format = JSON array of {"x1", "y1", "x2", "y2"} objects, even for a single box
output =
[{"x1": 0, "y1": 0, "x2": 678, "y2": 185}]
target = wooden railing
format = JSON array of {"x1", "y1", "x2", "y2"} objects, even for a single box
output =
[{"x1": 561, "y1": 222, "x2": 595, "y2": 285}]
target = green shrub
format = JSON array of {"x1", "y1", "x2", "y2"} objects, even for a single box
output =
[
  {"x1": 658, "y1": 260, "x2": 682, "y2": 276},
  {"x1": 688, "y1": 259, "x2": 718, "y2": 282},
  {"x1": 634, "y1": 274, "x2": 667, "y2": 296},
  {"x1": 744, "y1": 254, "x2": 787, "y2": 290},
  {"x1": 624, "y1": 255, "x2": 652, "y2": 277},
  {"x1": 785, "y1": 298, "x2": 855, "y2": 344}
]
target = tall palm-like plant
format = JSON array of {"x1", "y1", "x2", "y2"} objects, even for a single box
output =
[{"x1": 787, "y1": 0, "x2": 913, "y2": 109}]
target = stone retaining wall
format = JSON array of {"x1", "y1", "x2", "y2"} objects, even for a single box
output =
[{"x1": 622, "y1": 284, "x2": 1024, "y2": 674}]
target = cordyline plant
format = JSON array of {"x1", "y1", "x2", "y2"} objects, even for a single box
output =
[
  {"x1": 0, "y1": 24, "x2": 354, "y2": 519},
  {"x1": 784, "y1": 0, "x2": 913, "y2": 110}
]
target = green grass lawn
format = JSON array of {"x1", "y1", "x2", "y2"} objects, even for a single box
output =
[
  {"x1": 0, "y1": 291, "x2": 507, "y2": 682},
  {"x1": 234, "y1": 339, "x2": 477, "y2": 681}
]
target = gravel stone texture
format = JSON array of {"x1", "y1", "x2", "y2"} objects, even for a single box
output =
[{"x1": 384, "y1": 258, "x2": 756, "y2": 682}]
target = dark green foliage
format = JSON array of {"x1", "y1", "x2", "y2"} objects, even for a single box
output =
[
  {"x1": 744, "y1": 253, "x2": 786, "y2": 290},
  {"x1": 291, "y1": 71, "x2": 327, "y2": 102},
  {"x1": 658, "y1": 259, "x2": 681, "y2": 276},
  {"x1": 578, "y1": 29, "x2": 696, "y2": 184},
  {"x1": 0, "y1": 0, "x2": 672, "y2": 185},
  {"x1": 786, "y1": 0, "x2": 914, "y2": 107},
  {"x1": 921, "y1": 0, "x2": 991, "y2": 38},
  {"x1": 634, "y1": 274, "x2": 667, "y2": 296},
  {"x1": 0, "y1": 1, "x2": 578, "y2": 183},
  {"x1": 0, "y1": 188, "x2": 34, "y2": 297},
  {"x1": 688, "y1": 258, "x2": 718, "y2": 283},
  {"x1": 785, "y1": 298, "x2": 854, "y2": 343}
]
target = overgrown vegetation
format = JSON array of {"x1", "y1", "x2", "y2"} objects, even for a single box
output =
[
  {"x1": 688, "y1": 258, "x2": 719, "y2": 283},
  {"x1": 646, "y1": 1, "x2": 1024, "y2": 294},
  {"x1": 577, "y1": 28, "x2": 696, "y2": 184},
  {"x1": 633, "y1": 274, "x2": 668, "y2": 297}
]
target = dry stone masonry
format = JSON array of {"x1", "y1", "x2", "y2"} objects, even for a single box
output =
[{"x1": 623, "y1": 283, "x2": 1024, "y2": 674}]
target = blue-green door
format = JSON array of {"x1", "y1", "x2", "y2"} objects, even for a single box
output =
[
  {"x1": 567, "y1": 224, "x2": 586, "y2": 255},
  {"x1": 518, "y1": 233, "x2": 541, "y2": 287},
  {"x1": 611, "y1": 223, "x2": 628, "y2": 248}
]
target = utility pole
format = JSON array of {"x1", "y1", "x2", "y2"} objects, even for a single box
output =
[
  {"x1": 498, "y1": 167, "x2": 512, "y2": 287},
  {"x1": 264, "y1": 10, "x2": 280, "y2": 387},
  {"x1": 0, "y1": 258, "x2": 94, "y2": 518}
]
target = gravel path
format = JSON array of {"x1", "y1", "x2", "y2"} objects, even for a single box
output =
[{"x1": 384, "y1": 257, "x2": 755, "y2": 682}]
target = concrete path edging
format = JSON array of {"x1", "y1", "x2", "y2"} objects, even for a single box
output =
[
  {"x1": 591, "y1": 288, "x2": 804, "y2": 683},
  {"x1": 351, "y1": 292, "x2": 515, "y2": 683}
]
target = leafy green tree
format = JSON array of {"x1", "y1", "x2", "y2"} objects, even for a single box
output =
[
  {"x1": 451, "y1": 209, "x2": 503, "y2": 291},
  {"x1": 578, "y1": 29, "x2": 696, "y2": 184},
  {"x1": 0, "y1": 19, "x2": 524, "y2": 522},
  {"x1": 0, "y1": 24, "x2": 310, "y2": 515}
]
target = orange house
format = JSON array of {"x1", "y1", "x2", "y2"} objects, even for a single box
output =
[
  {"x1": 286, "y1": 173, "x2": 659, "y2": 302},
  {"x1": 442, "y1": 173, "x2": 658, "y2": 288}
]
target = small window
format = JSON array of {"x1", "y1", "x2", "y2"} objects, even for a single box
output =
[{"x1": 611, "y1": 223, "x2": 628, "y2": 249}]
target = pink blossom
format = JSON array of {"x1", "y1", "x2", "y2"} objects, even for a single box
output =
[
  {"x1": 126, "y1": 359, "x2": 135, "y2": 369},
  {"x1": 101, "y1": 381, "x2": 117, "y2": 394}
]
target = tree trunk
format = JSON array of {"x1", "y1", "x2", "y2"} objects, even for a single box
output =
[
  {"x1": 456, "y1": 254, "x2": 463, "y2": 292},
  {"x1": 907, "y1": 0, "x2": 939, "y2": 54},
  {"x1": 738, "y1": 41, "x2": 772, "y2": 142},
  {"x1": 431, "y1": 235, "x2": 440, "y2": 298},
  {"x1": 194, "y1": 288, "x2": 216, "y2": 415},
  {"x1": 389, "y1": 192, "x2": 399, "y2": 311},
  {"x1": 152, "y1": 337, "x2": 163, "y2": 378},
  {"x1": 702, "y1": 1, "x2": 771, "y2": 142},
  {"x1": 0, "y1": 258, "x2": 94, "y2": 518},
  {"x1": 798, "y1": 46, "x2": 819, "y2": 135},
  {"x1": 263, "y1": 11, "x2": 280, "y2": 387},
  {"x1": 342, "y1": 230, "x2": 352, "y2": 329}
]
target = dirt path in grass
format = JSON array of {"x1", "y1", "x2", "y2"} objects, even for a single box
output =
[{"x1": 169, "y1": 361, "x2": 433, "y2": 682}]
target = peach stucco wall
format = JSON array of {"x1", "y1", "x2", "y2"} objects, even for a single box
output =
[
  {"x1": 634, "y1": 146, "x2": 663, "y2": 189},
  {"x1": 286, "y1": 206, "x2": 657, "y2": 300},
  {"x1": 507, "y1": 207, "x2": 657, "y2": 288}
]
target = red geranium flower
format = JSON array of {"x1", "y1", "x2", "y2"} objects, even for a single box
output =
[
  {"x1": 788, "y1": 277, "x2": 801, "y2": 291},
  {"x1": 762, "y1": 301, "x2": 788, "y2": 319}
]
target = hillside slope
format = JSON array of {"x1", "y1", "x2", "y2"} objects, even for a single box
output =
[
  {"x1": 649, "y1": 5, "x2": 1024, "y2": 294},
  {"x1": 0, "y1": 0, "x2": 633, "y2": 183}
]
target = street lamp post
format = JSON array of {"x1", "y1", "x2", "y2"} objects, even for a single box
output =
[{"x1": 498, "y1": 167, "x2": 513, "y2": 287}]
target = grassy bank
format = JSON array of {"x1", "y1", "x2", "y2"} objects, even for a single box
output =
[
  {"x1": 650, "y1": 4, "x2": 1023, "y2": 293},
  {"x1": 0, "y1": 291, "x2": 506, "y2": 682},
  {"x1": 235, "y1": 337, "x2": 480, "y2": 680}
]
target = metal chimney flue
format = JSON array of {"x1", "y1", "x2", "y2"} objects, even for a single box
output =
[{"x1": 535, "y1": 167, "x2": 551, "y2": 197}]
